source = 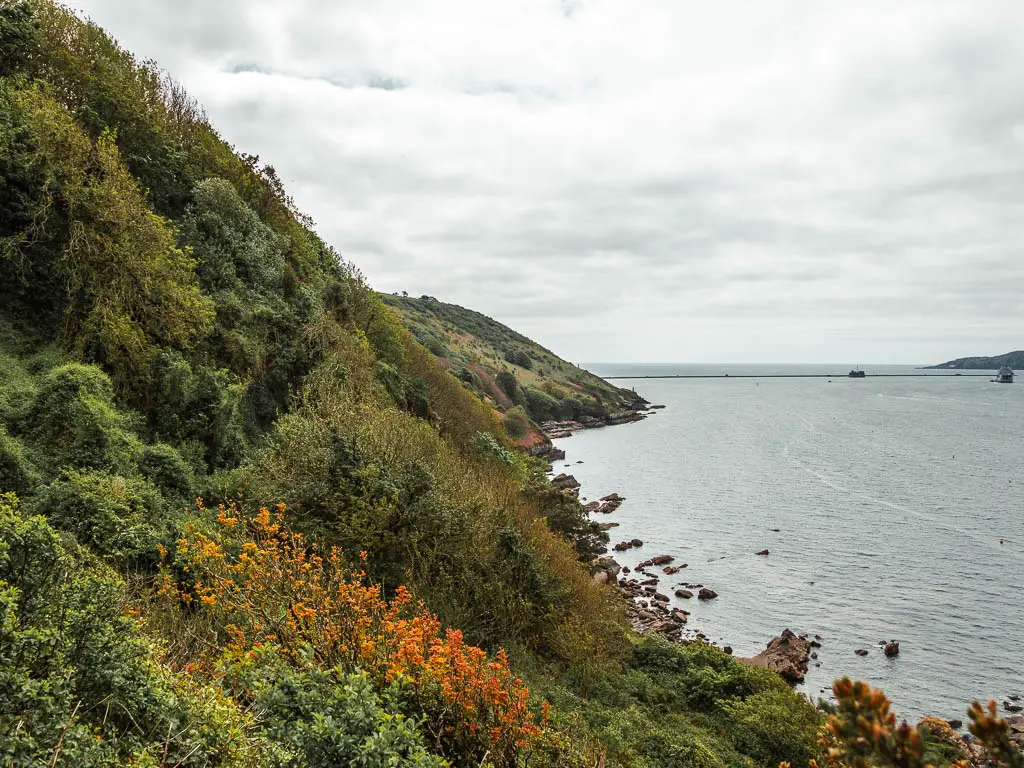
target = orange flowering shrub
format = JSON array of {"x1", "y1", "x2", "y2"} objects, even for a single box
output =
[
  {"x1": 155, "y1": 501, "x2": 546, "y2": 764},
  {"x1": 809, "y1": 678, "x2": 1022, "y2": 768}
]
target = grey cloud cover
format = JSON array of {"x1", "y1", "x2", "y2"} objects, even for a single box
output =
[{"x1": 68, "y1": 0, "x2": 1024, "y2": 363}]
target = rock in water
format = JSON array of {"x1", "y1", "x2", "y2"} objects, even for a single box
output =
[
  {"x1": 740, "y1": 629, "x2": 811, "y2": 684},
  {"x1": 855, "y1": 649, "x2": 869, "y2": 656},
  {"x1": 675, "y1": 589, "x2": 693, "y2": 599},
  {"x1": 697, "y1": 588, "x2": 718, "y2": 600},
  {"x1": 884, "y1": 641, "x2": 900, "y2": 657},
  {"x1": 755, "y1": 549, "x2": 770, "y2": 556}
]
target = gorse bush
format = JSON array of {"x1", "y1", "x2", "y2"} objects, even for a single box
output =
[{"x1": 155, "y1": 503, "x2": 547, "y2": 766}]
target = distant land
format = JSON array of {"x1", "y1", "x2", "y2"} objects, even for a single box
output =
[{"x1": 924, "y1": 350, "x2": 1024, "y2": 369}]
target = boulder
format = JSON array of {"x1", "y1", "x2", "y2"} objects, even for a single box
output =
[
  {"x1": 583, "y1": 501, "x2": 601, "y2": 513},
  {"x1": 650, "y1": 555, "x2": 674, "y2": 566},
  {"x1": 675, "y1": 589, "x2": 693, "y2": 599},
  {"x1": 723, "y1": 646, "x2": 733, "y2": 655},
  {"x1": 698, "y1": 588, "x2": 718, "y2": 600},
  {"x1": 630, "y1": 539, "x2": 644, "y2": 547},
  {"x1": 612, "y1": 541, "x2": 631, "y2": 552},
  {"x1": 855, "y1": 649, "x2": 869, "y2": 656},
  {"x1": 653, "y1": 592, "x2": 669, "y2": 602},
  {"x1": 884, "y1": 641, "x2": 900, "y2": 657},
  {"x1": 601, "y1": 493, "x2": 624, "y2": 502},
  {"x1": 918, "y1": 718, "x2": 988, "y2": 767},
  {"x1": 663, "y1": 566, "x2": 680, "y2": 575},
  {"x1": 740, "y1": 629, "x2": 811, "y2": 684},
  {"x1": 552, "y1": 473, "x2": 581, "y2": 490},
  {"x1": 1005, "y1": 701, "x2": 1024, "y2": 714},
  {"x1": 755, "y1": 549, "x2": 770, "y2": 556}
]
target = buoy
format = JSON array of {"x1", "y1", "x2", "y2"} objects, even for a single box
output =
[{"x1": 1000, "y1": 539, "x2": 1005, "y2": 544}]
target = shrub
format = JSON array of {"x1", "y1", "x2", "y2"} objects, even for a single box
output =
[
  {"x1": 224, "y1": 650, "x2": 446, "y2": 768},
  {"x1": 502, "y1": 407, "x2": 530, "y2": 439},
  {"x1": 0, "y1": 492, "x2": 258, "y2": 766},
  {"x1": 33, "y1": 469, "x2": 170, "y2": 565},
  {"x1": 136, "y1": 441, "x2": 195, "y2": 501},
  {"x1": 723, "y1": 688, "x2": 822, "y2": 767},
  {"x1": 0, "y1": 425, "x2": 38, "y2": 495},
  {"x1": 156, "y1": 504, "x2": 547, "y2": 766},
  {"x1": 496, "y1": 370, "x2": 518, "y2": 400},
  {"x1": 524, "y1": 387, "x2": 561, "y2": 421},
  {"x1": 26, "y1": 362, "x2": 139, "y2": 471}
]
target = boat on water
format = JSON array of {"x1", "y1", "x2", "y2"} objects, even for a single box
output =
[
  {"x1": 993, "y1": 365, "x2": 1014, "y2": 384},
  {"x1": 848, "y1": 368, "x2": 866, "y2": 378}
]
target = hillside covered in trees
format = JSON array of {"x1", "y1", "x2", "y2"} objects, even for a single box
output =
[
  {"x1": 0, "y1": 3, "x2": 1020, "y2": 767},
  {"x1": 381, "y1": 294, "x2": 646, "y2": 450}
]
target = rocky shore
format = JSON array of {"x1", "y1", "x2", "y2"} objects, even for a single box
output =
[{"x1": 539, "y1": 399, "x2": 657, "y2": 441}]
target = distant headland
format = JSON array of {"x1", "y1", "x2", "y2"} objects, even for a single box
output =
[{"x1": 923, "y1": 350, "x2": 1024, "y2": 369}]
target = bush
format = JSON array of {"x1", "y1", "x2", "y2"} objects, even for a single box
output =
[
  {"x1": 496, "y1": 370, "x2": 518, "y2": 400},
  {"x1": 502, "y1": 406, "x2": 530, "y2": 439},
  {"x1": 224, "y1": 650, "x2": 445, "y2": 768},
  {"x1": 0, "y1": 493, "x2": 257, "y2": 766},
  {"x1": 524, "y1": 387, "x2": 561, "y2": 421},
  {"x1": 724, "y1": 689, "x2": 822, "y2": 768},
  {"x1": 157, "y1": 505, "x2": 546, "y2": 766},
  {"x1": 136, "y1": 441, "x2": 195, "y2": 501},
  {"x1": 0, "y1": 427, "x2": 38, "y2": 496},
  {"x1": 32, "y1": 469, "x2": 170, "y2": 565}
]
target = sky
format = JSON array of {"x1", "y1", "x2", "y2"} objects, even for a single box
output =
[{"x1": 66, "y1": 0, "x2": 1024, "y2": 364}]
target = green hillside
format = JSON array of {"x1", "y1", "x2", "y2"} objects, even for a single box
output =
[
  {"x1": 381, "y1": 294, "x2": 646, "y2": 449},
  {"x1": 0, "y1": 3, "x2": 1009, "y2": 768}
]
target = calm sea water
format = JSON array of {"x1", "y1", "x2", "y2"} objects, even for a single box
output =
[{"x1": 555, "y1": 363, "x2": 1024, "y2": 723}]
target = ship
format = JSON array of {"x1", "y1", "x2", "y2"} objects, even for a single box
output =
[
  {"x1": 993, "y1": 365, "x2": 1014, "y2": 384},
  {"x1": 848, "y1": 368, "x2": 866, "y2": 378}
]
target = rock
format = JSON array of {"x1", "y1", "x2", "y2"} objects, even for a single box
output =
[
  {"x1": 583, "y1": 501, "x2": 601, "y2": 513},
  {"x1": 740, "y1": 629, "x2": 811, "y2": 684},
  {"x1": 675, "y1": 589, "x2": 693, "y2": 599},
  {"x1": 698, "y1": 588, "x2": 718, "y2": 600},
  {"x1": 552, "y1": 473, "x2": 581, "y2": 490},
  {"x1": 723, "y1": 646, "x2": 733, "y2": 655},
  {"x1": 884, "y1": 641, "x2": 900, "y2": 657},
  {"x1": 1009, "y1": 694, "x2": 1021, "y2": 701},
  {"x1": 671, "y1": 610, "x2": 688, "y2": 623},
  {"x1": 612, "y1": 541, "x2": 631, "y2": 551},
  {"x1": 631, "y1": 539, "x2": 644, "y2": 547},
  {"x1": 592, "y1": 570, "x2": 609, "y2": 585},
  {"x1": 621, "y1": 566, "x2": 630, "y2": 573},
  {"x1": 663, "y1": 566, "x2": 680, "y2": 575},
  {"x1": 809, "y1": 639, "x2": 822, "y2": 648},
  {"x1": 641, "y1": 578, "x2": 658, "y2": 586},
  {"x1": 947, "y1": 719, "x2": 963, "y2": 730},
  {"x1": 756, "y1": 549, "x2": 770, "y2": 556},
  {"x1": 810, "y1": 652, "x2": 818, "y2": 660},
  {"x1": 918, "y1": 718, "x2": 988, "y2": 767},
  {"x1": 653, "y1": 592, "x2": 669, "y2": 602},
  {"x1": 601, "y1": 493, "x2": 624, "y2": 502},
  {"x1": 649, "y1": 555, "x2": 674, "y2": 566},
  {"x1": 1005, "y1": 701, "x2": 1024, "y2": 713},
  {"x1": 855, "y1": 649, "x2": 869, "y2": 656}
]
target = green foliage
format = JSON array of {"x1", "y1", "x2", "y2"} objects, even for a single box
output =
[
  {"x1": 0, "y1": 424, "x2": 38, "y2": 494},
  {"x1": 0, "y1": 84, "x2": 213, "y2": 389},
  {"x1": 25, "y1": 362, "x2": 139, "y2": 472},
  {"x1": 223, "y1": 649, "x2": 446, "y2": 768},
  {"x1": 0, "y1": 2, "x2": 39, "y2": 79},
  {"x1": 723, "y1": 689, "x2": 822, "y2": 767},
  {"x1": 525, "y1": 386, "x2": 562, "y2": 421},
  {"x1": 502, "y1": 406, "x2": 530, "y2": 439},
  {"x1": 32, "y1": 469, "x2": 170, "y2": 565},
  {"x1": 496, "y1": 370, "x2": 519, "y2": 400},
  {"x1": 135, "y1": 441, "x2": 194, "y2": 501},
  {"x1": 0, "y1": 493, "x2": 258, "y2": 766}
]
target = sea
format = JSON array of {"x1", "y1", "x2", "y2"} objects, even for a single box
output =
[{"x1": 553, "y1": 363, "x2": 1024, "y2": 724}]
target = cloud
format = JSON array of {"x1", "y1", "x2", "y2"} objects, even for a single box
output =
[{"x1": 67, "y1": 0, "x2": 1024, "y2": 363}]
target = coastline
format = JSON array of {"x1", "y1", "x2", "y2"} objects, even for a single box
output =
[{"x1": 541, "y1": 405, "x2": 1024, "y2": 747}]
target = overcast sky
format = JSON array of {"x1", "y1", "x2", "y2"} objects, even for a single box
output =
[{"x1": 67, "y1": 1, "x2": 1024, "y2": 364}]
